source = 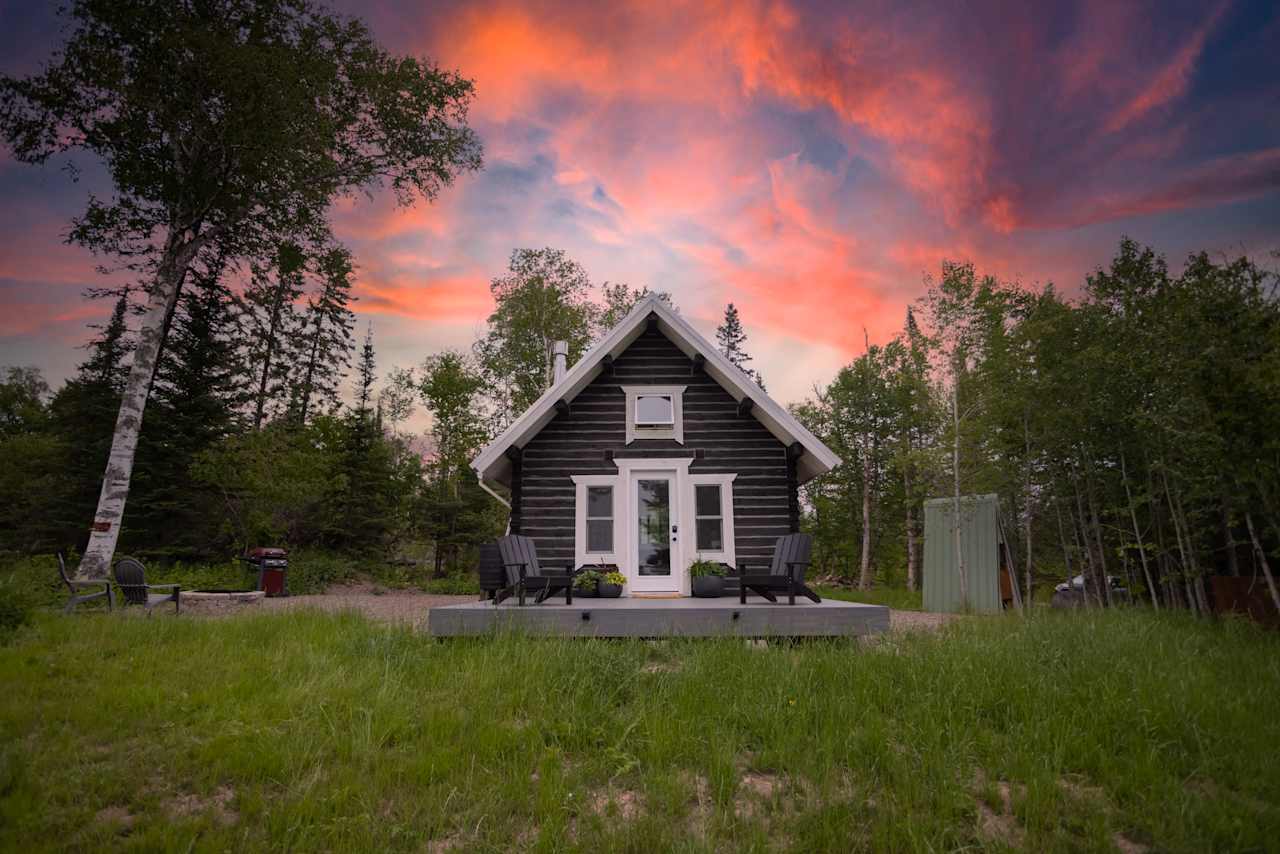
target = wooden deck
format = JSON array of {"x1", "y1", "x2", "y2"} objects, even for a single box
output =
[{"x1": 427, "y1": 596, "x2": 890, "y2": 638}]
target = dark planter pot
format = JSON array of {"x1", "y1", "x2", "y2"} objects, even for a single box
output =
[
  {"x1": 574, "y1": 584, "x2": 599, "y2": 598},
  {"x1": 597, "y1": 582, "x2": 623, "y2": 598},
  {"x1": 691, "y1": 576, "x2": 724, "y2": 598}
]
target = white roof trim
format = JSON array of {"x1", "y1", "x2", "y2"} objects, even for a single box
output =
[{"x1": 471, "y1": 294, "x2": 842, "y2": 486}]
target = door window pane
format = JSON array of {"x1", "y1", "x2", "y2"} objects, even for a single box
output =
[
  {"x1": 634, "y1": 394, "x2": 674, "y2": 426},
  {"x1": 637, "y1": 479, "x2": 671, "y2": 575},
  {"x1": 695, "y1": 484, "x2": 723, "y2": 551},
  {"x1": 585, "y1": 486, "x2": 612, "y2": 553}
]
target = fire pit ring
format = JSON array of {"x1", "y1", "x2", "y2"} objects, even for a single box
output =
[{"x1": 182, "y1": 589, "x2": 266, "y2": 615}]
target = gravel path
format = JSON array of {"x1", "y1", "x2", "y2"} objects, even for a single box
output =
[
  {"x1": 250, "y1": 584, "x2": 955, "y2": 634},
  {"x1": 889, "y1": 609, "x2": 958, "y2": 632}
]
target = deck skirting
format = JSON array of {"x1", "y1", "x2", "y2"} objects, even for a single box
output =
[{"x1": 427, "y1": 597, "x2": 889, "y2": 638}]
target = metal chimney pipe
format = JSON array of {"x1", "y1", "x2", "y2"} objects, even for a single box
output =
[{"x1": 552, "y1": 340, "x2": 568, "y2": 383}]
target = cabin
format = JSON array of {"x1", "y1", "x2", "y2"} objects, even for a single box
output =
[{"x1": 471, "y1": 294, "x2": 841, "y2": 597}]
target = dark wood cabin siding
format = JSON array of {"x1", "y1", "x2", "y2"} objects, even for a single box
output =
[{"x1": 517, "y1": 326, "x2": 791, "y2": 569}]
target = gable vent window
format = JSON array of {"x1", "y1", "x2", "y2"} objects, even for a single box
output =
[
  {"x1": 623, "y1": 385, "x2": 685, "y2": 444},
  {"x1": 586, "y1": 486, "x2": 613, "y2": 552},
  {"x1": 695, "y1": 484, "x2": 723, "y2": 551}
]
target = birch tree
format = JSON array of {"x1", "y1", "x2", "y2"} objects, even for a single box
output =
[{"x1": 0, "y1": 0, "x2": 481, "y2": 577}]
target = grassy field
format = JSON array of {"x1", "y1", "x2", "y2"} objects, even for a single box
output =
[{"x1": 1, "y1": 610, "x2": 1277, "y2": 852}]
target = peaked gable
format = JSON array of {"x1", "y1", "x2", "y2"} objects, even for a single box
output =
[{"x1": 472, "y1": 295, "x2": 841, "y2": 487}]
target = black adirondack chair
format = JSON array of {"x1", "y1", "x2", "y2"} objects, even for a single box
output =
[
  {"x1": 729, "y1": 533, "x2": 821, "y2": 605},
  {"x1": 495, "y1": 535, "x2": 579, "y2": 606},
  {"x1": 478, "y1": 542, "x2": 506, "y2": 601},
  {"x1": 112, "y1": 556, "x2": 181, "y2": 616},
  {"x1": 57, "y1": 552, "x2": 114, "y2": 614}
]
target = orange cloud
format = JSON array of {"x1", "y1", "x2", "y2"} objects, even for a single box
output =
[{"x1": 354, "y1": 271, "x2": 492, "y2": 321}]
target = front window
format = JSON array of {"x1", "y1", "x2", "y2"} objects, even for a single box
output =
[
  {"x1": 586, "y1": 486, "x2": 613, "y2": 552},
  {"x1": 695, "y1": 484, "x2": 723, "y2": 551},
  {"x1": 634, "y1": 394, "x2": 674, "y2": 427}
]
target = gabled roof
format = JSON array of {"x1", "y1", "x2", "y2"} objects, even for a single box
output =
[{"x1": 472, "y1": 294, "x2": 842, "y2": 487}]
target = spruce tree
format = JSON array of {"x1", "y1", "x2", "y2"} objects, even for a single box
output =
[
  {"x1": 291, "y1": 245, "x2": 356, "y2": 423},
  {"x1": 127, "y1": 254, "x2": 247, "y2": 557},
  {"x1": 716, "y1": 303, "x2": 765, "y2": 389},
  {"x1": 327, "y1": 325, "x2": 402, "y2": 553},
  {"x1": 244, "y1": 243, "x2": 307, "y2": 429}
]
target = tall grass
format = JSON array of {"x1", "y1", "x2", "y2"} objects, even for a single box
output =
[
  {"x1": 816, "y1": 584, "x2": 925, "y2": 610},
  {"x1": 1, "y1": 610, "x2": 1277, "y2": 851}
]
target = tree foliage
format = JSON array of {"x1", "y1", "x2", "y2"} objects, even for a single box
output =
[
  {"x1": 798, "y1": 239, "x2": 1280, "y2": 615},
  {"x1": 0, "y1": 0, "x2": 482, "y2": 576}
]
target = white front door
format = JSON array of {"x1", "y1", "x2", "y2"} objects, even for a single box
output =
[{"x1": 627, "y1": 470, "x2": 682, "y2": 593}]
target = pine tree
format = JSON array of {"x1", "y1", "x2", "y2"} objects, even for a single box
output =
[
  {"x1": 244, "y1": 243, "x2": 307, "y2": 429},
  {"x1": 290, "y1": 246, "x2": 356, "y2": 423},
  {"x1": 354, "y1": 324, "x2": 377, "y2": 419},
  {"x1": 326, "y1": 325, "x2": 404, "y2": 553},
  {"x1": 127, "y1": 254, "x2": 248, "y2": 557},
  {"x1": 716, "y1": 303, "x2": 765, "y2": 389}
]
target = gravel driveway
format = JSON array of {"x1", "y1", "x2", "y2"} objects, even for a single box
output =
[{"x1": 249, "y1": 584, "x2": 955, "y2": 634}]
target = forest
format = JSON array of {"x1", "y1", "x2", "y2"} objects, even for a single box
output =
[
  {"x1": 2, "y1": 237, "x2": 1277, "y2": 615},
  {"x1": 795, "y1": 240, "x2": 1280, "y2": 615}
]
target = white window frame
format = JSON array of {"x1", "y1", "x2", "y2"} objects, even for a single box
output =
[
  {"x1": 622, "y1": 385, "x2": 685, "y2": 444},
  {"x1": 687, "y1": 473, "x2": 736, "y2": 567},
  {"x1": 571, "y1": 475, "x2": 621, "y2": 569}
]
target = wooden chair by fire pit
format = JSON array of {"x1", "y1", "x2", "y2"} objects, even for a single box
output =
[
  {"x1": 112, "y1": 556, "x2": 181, "y2": 616},
  {"x1": 57, "y1": 552, "x2": 114, "y2": 614}
]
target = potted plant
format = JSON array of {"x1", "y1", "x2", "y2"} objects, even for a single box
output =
[
  {"x1": 574, "y1": 569, "x2": 602, "y2": 598},
  {"x1": 597, "y1": 570, "x2": 625, "y2": 598},
  {"x1": 690, "y1": 559, "x2": 725, "y2": 597}
]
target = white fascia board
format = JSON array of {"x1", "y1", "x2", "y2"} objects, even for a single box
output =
[{"x1": 471, "y1": 293, "x2": 842, "y2": 485}]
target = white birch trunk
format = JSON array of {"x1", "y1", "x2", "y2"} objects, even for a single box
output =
[
  {"x1": 859, "y1": 448, "x2": 873, "y2": 589},
  {"x1": 75, "y1": 234, "x2": 202, "y2": 579},
  {"x1": 1120, "y1": 451, "x2": 1159, "y2": 610}
]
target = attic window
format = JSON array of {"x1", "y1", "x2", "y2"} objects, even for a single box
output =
[
  {"x1": 623, "y1": 385, "x2": 685, "y2": 444},
  {"x1": 634, "y1": 394, "x2": 674, "y2": 427}
]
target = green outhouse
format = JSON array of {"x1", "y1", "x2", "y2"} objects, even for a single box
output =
[{"x1": 923, "y1": 494, "x2": 1005, "y2": 614}]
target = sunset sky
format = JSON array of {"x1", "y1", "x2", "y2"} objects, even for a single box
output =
[{"x1": 1, "y1": 0, "x2": 1278, "y2": 414}]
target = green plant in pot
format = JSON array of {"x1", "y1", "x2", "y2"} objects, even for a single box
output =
[
  {"x1": 597, "y1": 570, "x2": 625, "y2": 598},
  {"x1": 689, "y1": 559, "x2": 725, "y2": 597},
  {"x1": 574, "y1": 569, "x2": 602, "y2": 598}
]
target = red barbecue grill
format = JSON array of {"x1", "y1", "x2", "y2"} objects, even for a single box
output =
[{"x1": 241, "y1": 547, "x2": 289, "y2": 597}]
